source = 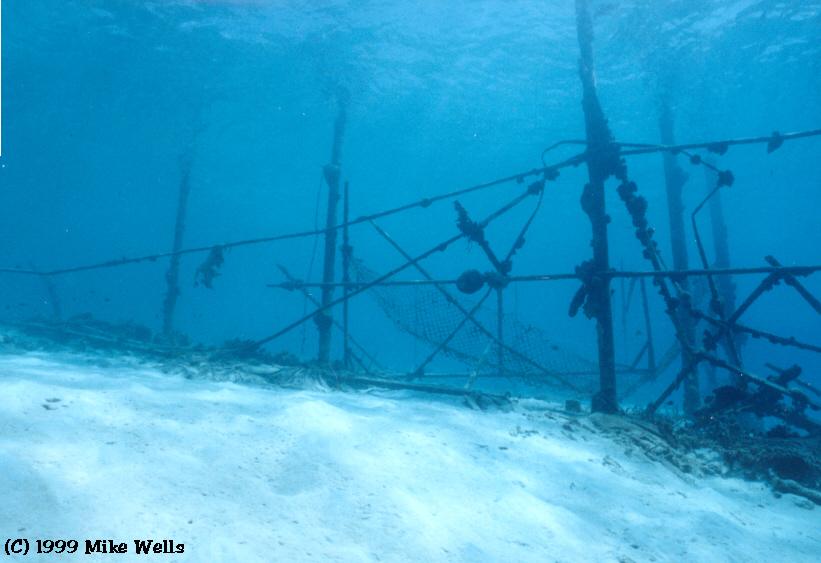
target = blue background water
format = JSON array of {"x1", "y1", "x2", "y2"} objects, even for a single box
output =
[{"x1": 1, "y1": 1, "x2": 819, "y2": 403}]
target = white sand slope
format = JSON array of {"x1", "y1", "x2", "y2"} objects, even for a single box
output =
[{"x1": 0, "y1": 352, "x2": 818, "y2": 562}]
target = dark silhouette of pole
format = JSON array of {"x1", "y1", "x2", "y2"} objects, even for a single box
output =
[
  {"x1": 29, "y1": 262, "x2": 62, "y2": 320},
  {"x1": 659, "y1": 100, "x2": 699, "y2": 413},
  {"x1": 639, "y1": 278, "x2": 656, "y2": 372},
  {"x1": 277, "y1": 264, "x2": 380, "y2": 372},
  {"x1": 342, "y1": 180, "x2": 352, "y2": 369},
  {"x1": 317, "y1": 91, "x2": 348, "y2": 364},
  {"x1": 162, "y1": 154, "x2": 193, "y2": 340},
  {"x1": 574, "y1": 0, "x2": 619, "y2": 413},
  {"x1": 496, "y1": 288, "x2": 505, "y2": 376},
  {"x1": 705, "y1": 163, "x2": 737, "y2": 315},
  {"x1": 702, "y1": 160, "x2": 738, "y2": 387}
]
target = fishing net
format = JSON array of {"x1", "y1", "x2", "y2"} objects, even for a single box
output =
[{"x1": 351, "y1": 259, "x2": 600, "y2": 392}]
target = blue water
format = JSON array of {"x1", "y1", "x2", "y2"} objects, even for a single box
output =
[{"x1": 1, "y1": 0, "x2": 820, "y2": 405}]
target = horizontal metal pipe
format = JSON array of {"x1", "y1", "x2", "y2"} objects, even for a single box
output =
[
  {"x1": 269, "y1": 264, "x2": 821, "y2": 290},
  {"x1": 617, "y1": 128, "x2": 821, "y2": 157}
]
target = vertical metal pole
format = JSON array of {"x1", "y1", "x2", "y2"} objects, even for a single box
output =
[
  {"x1": 575, "y1": 0, "x2": 618, "y2": 413},
  {"x1": 639, "y1": 277, "x2": 656, "y2": 373},
  {"x1": 31, "y1": 262, "x2": 62, "y2": 320},
  {"x1": 659, "y1": 100, "x2": 699, "y2": 413},
  {"x1": 619, "y1": 261, "x2": 628, "y2": 354},
  {"x1": 705, "y1": 163, "x2": 736, "y2": 315},
  {"x1": 44, "y1": 276, "x2": 62, "y2": 320},
  {"x1": 703, "y1": 161, "x2": 741, "y2": 388},
  {"x1": 162, "y1": 154, "x2": 193, "y2": 340},
  {"x1": 496, "y1": 287, "x2": 504, "y2": 376},
  {"x1": 342, "y1": 180, "x2": 351, "y2": 369},
  {"x1": 317, "y1": 92, "x2": 348, "y2": 364}
]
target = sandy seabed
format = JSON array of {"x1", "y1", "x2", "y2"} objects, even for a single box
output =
[{"x1": 0, "y1": 352, "x2": 818, "y2": 562}]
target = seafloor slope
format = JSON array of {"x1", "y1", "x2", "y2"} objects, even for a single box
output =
[{"x1": 0, "y1": 352, "x2": 818, "y2": 562}]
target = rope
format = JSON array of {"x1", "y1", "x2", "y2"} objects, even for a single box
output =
[
  {"x1": 0, "y1": 154, "x2": 582, "y2": 278},
  {"x1": 2, "y1": 126, "x2": 818, "y2": 280}
]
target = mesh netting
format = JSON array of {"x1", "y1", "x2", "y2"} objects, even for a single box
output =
[{"x1": 352, "y1": 260, "x2": 600, "y2": 392}]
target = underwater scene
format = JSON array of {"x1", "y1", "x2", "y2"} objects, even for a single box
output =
[{"x1": 1, "y1": 0, "x2": 820, "y2": 561}]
